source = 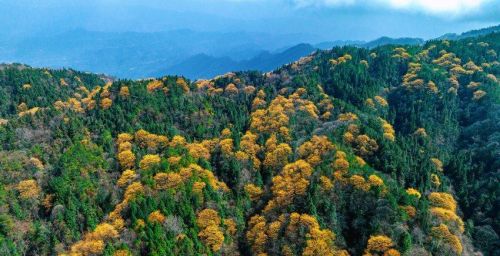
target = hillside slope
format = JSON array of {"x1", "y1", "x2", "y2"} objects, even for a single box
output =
[{"x1": 0, "y1": 33, "x2": 498, "y2": 256}]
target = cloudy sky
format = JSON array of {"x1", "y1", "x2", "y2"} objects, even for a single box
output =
[{"x1": 1, "y1": 0, "x2": 499, "y2": 41}]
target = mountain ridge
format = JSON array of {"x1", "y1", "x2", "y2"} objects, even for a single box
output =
[{"x1": 0, "y1": 25, "x2": 498, "y2": 80}]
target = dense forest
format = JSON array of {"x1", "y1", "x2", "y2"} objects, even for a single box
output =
[{"x1": 0, "y1": 32, "x2": 498, "y2": 256}]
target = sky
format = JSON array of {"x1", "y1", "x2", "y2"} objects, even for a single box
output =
[{"x1": 0, "y1": 0, "x2": 499, "y2": 41}]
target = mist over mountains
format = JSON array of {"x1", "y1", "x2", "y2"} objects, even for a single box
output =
[{"x1": 1, "y1": 25, "x2": 499, "y2": 79}]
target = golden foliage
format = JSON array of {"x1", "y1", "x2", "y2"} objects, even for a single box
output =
[
  {"x1": 239, "y1": 131, "x2": 262, "y2": 168},
  {"x1": 167, "y1": 135, "x2": 184, "y2": 148},
  {"x1": 117, "y1": 170, "x2": 137, "y2": 187},
  {"x1": 70, "y1": 239, "x2": 105, "y2": 255},
  {"x1": 192, "y1": 181, "x2": 206, "y2": 196},
  {"x1": 117, "y1": 150, "x2": 136, "y2": 169},
  {"x1": 197, "y1": 209, "x2": 221, "y2": 228},
  {"x1": 225, "y1": 83, "x2": 239, "y2": 94},
  {"x1": 428, "y1": 192, "x2": 457, "y2": 212},
  {"x1": 366, "y1": 98, "x2": 375, "y2": 108},
  {"x1": 101, "y1": 89, "x2": 111, "y2": 98},
  {"x1": 113, "y1": 249, "x2": 131, "y2": 256},
  {"x1": 400, "y1": 205, "x2": 416, "y2": 218},
  {"x1": 219, "y1": 138, "x2": 234, "y2": 155},
  {"x1": 250, "y1": 99, "x2": 290, "y2": 135},
  {"x1": 184, "y1": 164, "x2": 228, "y2": 192},
  {"x1": 148, "y1": 210, "x2": 166, "y2": 224},
  {"x1": 320, "y1": 176, "x2": 334, "y2": 190},
  {"x1": 146, "y1": 79, "x2": 163, "y2": 92},
  {"x1": 467, "y1": 81, "x2": 481, "y2": 89},
  {"x1": 60, "y1": 78, "x2": 68, "y2": 86},
  {"x1": 139, "y1": 154, "x2": 161, "y2": 170},
  {"x1": 374, "y1": 96, "x2": 388, "y2": 107},
  {"x1": 406, "y1": 188, "x2": 421, "y2": 199},
  {"x1": 383, "y1": 249, "x2": 401, "y2": 256},
  {"x1": 368, "y1": 174, "x2": 384, "y2": 187},
  {"x1": 355, "y1": 134, "x2": 379, "y2": 156},
  {"x1": 92, "y1": 223, "x2": 119, "y2": 240},
  {"x1": 119, "y1": 86, "x2": 130, "y2": 97},
  {"x1": 154, "y1": 172, "x2": 183, "y2": 190},
  {"x1": 124, "y1": 182, "x2": 144, "y2": 202},
  {"x1": 430, "y1": 207, "x2": 464, "y2": 233},
  {"x1": 428, "y1": 81, "x2": 439, "y2": 93},
  {"x1": 100, "y1": 98, "x2": 112, "y2": 109},
  {"x1": 472, "y1": 90, "x2": 486, "y2": 101},
  {"x1": 197, "y1": 209, "x2": 224, "y2": 252},
  {"x1": 431, "y1": 174, "x2": 441, "y2": 187},
  {"x1": 186, "y1": 143, "x2": 211, "y2": 160},
  {"x1": 134, "y1": 129, "x2": 149, "y2": 145},
  {"x1": 433, "y1": 52, "x2": 461, "y2": 68},
  {"x1": 224, "y1": 218, "x2": 237, "y2": 236},
  {"x1": 355, "y1": 156, "x2": 366, "y2": 167},
  {"x1": 486, "y1": 74, "x2": 498, "y2": 83},
  {"x1": 111, "y1": 217, "x2": 125, "y2": 231},
  {"x1": 414, "y1": 128, "x2": 428, "y2": 137},
  {"x1": 70, "y1": 223, "x2": 119, "y2": 255},
  {"x1": 302, "y1": 227, "x2": 340, "y2": 256},
  {"x1": 135, "y1": 129, "x2": 169, "y2": 150},
  {"x1": 366, "y1": 235, "x2": 394, "y2": 252},
  {"x1": 267, "y1": 220, "x2": 282, "y2": 239},
  {"x1": 349, "y1": 175, "x2": 370, "y2": 191},
  {"x1": 431, "y1": 224, "x2": 462, "y2": 254},
  {"x1": 393, "y1": 47, "x2": 410, "y2": 59},
  {"x1": 17, "y1": 179, "x2": 41, "y2": 199},
  {"x1": 263, "y1": 143, "x2": 292, "y2": 171},
  {"x1": 246, "y1": 215, "x2": 268, "y2": 254},
  {"x1": 337, "y1": 112, "x2": 358, "y2": 122},
  {"x1": 244, "y1": 184, "x2": 264, "y2": 201},
  {"x1": 333, "y1": 151, "x2": 349, "y2": 171},
  {"x1": 176, "y1": 77, "x2": 190, "y2": 93},
  {"x1": 168, "y1": 156, "x2": 182, "y2": 165},
  {"x1": 270, "y1": 160, "x2": 313, "y2": 207},
  {"x1": 18, "y1": 107, "x2": 40, "y2": 117},
  {"x1": 29, "y1": 157, "x2": 44, "y2": 170},
  {"x1": 297, "y1": 135, "x2": 334, "y2": 166},
  {"x1": 198, "y1": 224, "x2": 224, "y2": 252},
  {"x1": 135, "y1": 219, "x2": 146, "y2": 230},
  {"x1": 343, "y1": 131, "x2": 355, "y2": 143},
  {"x1": 252, "y1": 96, "x2": 267, "y2": 110},
  {"x1": 380, "y1": 119, "x2": 395, "y2": 142},
  {"x1": 117, "y1": 141, "x2": 132, "y2": 153},
  {"x1": 331, "y1": 53, "x2": 352, "y2": 65},
  {"x1": 221, "y1": 128, "x2": 232, "y2": 138},
  {"x1": 431, "y1": 158, "x2": 443, "y2": 172},
  {"x1": 284, "y1": 213, "x2": 347, "y2": 256},
  {"x1": 243, "y1": 85, "x2": 256, "y2": 94},
  {"x1": 17, "y1": 102, "x2": 27, "y2": 112}
]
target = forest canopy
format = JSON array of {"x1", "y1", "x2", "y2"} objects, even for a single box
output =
[{"x1": 0, "y1": 32, "x2": 498, "y2": 256}]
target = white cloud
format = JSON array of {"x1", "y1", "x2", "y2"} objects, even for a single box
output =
[
  {"x1": 384, "y1": 0, "x2": 490, "y2": 15},
  {"x1": 289, "y1": 0, "x2": 492, "y2": 16}
]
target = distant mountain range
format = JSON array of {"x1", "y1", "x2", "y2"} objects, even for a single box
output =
[
  {"x1": 153, "y1": 43, "x2": 316, "y2": 79},
  {"x1": 0, "y1": 25, "x2": 498, "y2": 79},
  {"x1": 437, "y1": 24, "x2": 500, "y2": 40},
  {"x1": 0, "y1": 29, "x2": 318, "y2": 79}
]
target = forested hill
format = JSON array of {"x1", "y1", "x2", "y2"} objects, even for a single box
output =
[{"x1": 0, "y1": 32, "x2": 498, "y2": 256}]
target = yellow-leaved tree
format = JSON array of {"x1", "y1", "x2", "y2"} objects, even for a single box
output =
[{"x1": 196, "y1": 209, "x2": 224, "y2": 252}]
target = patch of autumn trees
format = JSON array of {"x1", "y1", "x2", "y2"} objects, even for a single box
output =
[{"x1": 246, "y1": 213, "x2": 349, "y2": 255}]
